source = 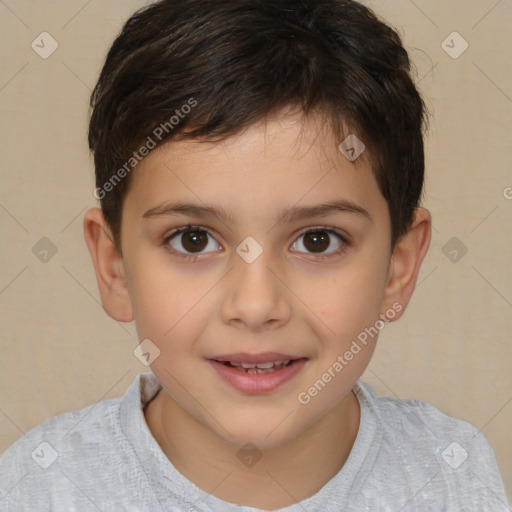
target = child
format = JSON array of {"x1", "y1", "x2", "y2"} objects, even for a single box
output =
[{"x1": 1, "y1": 0, "x2": 509, "y2": 510}]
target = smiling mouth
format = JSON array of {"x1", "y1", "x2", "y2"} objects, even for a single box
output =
[
  {"x1": 220, "y1": 360, "x2": 294, "y2": 373},
  {"x1": 209, "y1": 357, "x2": 308, "y2": 393}
]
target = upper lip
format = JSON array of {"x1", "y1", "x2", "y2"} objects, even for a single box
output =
[{"x1": 210, "y1": 352, "x2": 304, "y2": 364}]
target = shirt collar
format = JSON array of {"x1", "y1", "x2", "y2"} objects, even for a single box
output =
[{"x1": 119, "y1": 372, "x2": 382, "y2": 511}]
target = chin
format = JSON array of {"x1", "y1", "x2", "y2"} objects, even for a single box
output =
[{"x1": 210, "y1": 411, "x2": 303, "y2": 451}]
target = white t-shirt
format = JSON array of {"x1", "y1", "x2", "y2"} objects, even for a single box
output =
[{"x1": 0, "y1": 372, "x2": 509, "y2": 511}]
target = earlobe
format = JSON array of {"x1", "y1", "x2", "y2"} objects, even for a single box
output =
[
  {"x1": 83, "y1": 208, "x2": 134, "y2": 323},
  {"x1": 381, "y1": 208, "x2": 431, "y2": 320}
]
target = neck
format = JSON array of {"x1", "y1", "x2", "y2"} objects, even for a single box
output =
[{"x1": 144, "y1": 389, "x2": 360, "y2": 510}]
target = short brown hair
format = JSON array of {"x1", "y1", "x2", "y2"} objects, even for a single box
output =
[{"x1": 88, "y1": 0, "x2": 428, "y2": 249}]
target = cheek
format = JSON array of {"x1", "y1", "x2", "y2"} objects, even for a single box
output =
[
  {"x1": 292, "y1": 259, "x2": 389, "y2": 386},
  {"x1": 125, "y1": 254, "x2": 212, "y2": 341},
  {"x1": 299, "y1": 262, "x2": 388, "y2": 333}
]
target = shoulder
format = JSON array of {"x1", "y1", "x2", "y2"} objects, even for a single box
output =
[
  {"x1": 0, "y1": 395, "x2": 122, "y2": 507},
  {"x1": 357, "y1": 380, "x2": 478, "y2": 441},
  {"x1": 0, "y1": 373, "x2": 157, "y2": 511},
  {"x1": 355, "y1": 380, "x2": 497, "y2": 462},
  {"x1": 1, "y1": 392, "x2": 121, "y2": 462},
  {"x1": 353, "y1": 381, "x2": 509, "y2": 510}
]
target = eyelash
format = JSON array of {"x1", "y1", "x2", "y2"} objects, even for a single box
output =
[{"x1": 162, "y1": 223, "x2": 350, "y2": 262}]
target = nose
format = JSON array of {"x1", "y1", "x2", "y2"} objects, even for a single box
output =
[{"x1": 220, "y1": 245, "x2": 292, "y2": 331}]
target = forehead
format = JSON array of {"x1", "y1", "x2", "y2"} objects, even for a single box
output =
[{"x1": 123, "y1": 112, "x2": 386, "y2": 226}]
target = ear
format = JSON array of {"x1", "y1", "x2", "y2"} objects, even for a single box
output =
[
  {"x1": 381, "y1": 207, "x2": 431, "y2": 321},
  {"x1": 83, "y1": 208, "x2": 134, "y2": 322}
]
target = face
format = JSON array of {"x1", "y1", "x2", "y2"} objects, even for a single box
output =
[{"x1": 119, "y1": 112, "x2": 395, "y2": 449}]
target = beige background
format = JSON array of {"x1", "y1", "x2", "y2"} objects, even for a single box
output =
[{"x1": 1, "y1": 0, "x2": 511, "y2": 504}]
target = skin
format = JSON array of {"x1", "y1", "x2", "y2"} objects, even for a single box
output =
[{"x1": 84, "y1": 111, "x2": 431, "y2": 510}]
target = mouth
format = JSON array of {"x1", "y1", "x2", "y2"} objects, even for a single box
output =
[
  {"x1": 207, "y1": 353, "x2": 308, "y2": 394},
  {"x1": 218, "y1": 359, "x2": 295, "y2": 373},
  {"x1": 210, "y1": 352, "x2": 305, "y2": 372}
]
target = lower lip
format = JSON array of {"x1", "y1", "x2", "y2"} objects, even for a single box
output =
[{"x1": 209, "y1": 359, "x2": 307, "y2": 394}]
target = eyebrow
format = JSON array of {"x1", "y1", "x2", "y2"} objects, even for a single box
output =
[{"x1": 143, "y1": 199, "x2": 371, "y2": 224}]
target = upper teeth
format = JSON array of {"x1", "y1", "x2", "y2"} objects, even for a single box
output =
[{"x1": 234, "y1": 360, "x2": 290, "y2": 369}]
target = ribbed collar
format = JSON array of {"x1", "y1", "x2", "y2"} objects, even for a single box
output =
[{"x1": 119, "y1": 372, "x2": 382, "y2": 512}]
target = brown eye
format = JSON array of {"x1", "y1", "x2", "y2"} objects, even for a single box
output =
[
  {"x1": 182, "y1": 230, "x2": 208, "y2": 252},
  {"x1": 167, "y1": 227, "x2": 220, "y2": 256},
  {"x1": 292, "y1": 229, "x2": 345, "y2": 256},
  {"x1": 303, "y1": 231, "x2": 330, "y2": 253}
]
